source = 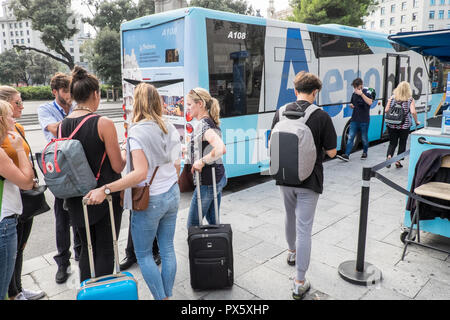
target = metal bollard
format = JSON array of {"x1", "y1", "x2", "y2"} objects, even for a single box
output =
[{"x1": 338, "y1": 167, "x2": 382, "y2": 286}]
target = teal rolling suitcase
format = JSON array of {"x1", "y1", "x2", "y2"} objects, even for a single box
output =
[{"x1": 77, "y1": 196, "x2": 138, "y2": 300}]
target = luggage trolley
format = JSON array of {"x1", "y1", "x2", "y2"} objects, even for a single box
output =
[{"x1": 402, "y1": 129, "x2": 450, "y2": 257}]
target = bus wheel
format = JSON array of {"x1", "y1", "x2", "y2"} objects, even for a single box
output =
[{"x1": 341, "y1": 122, "x2": 361, "y2": 153}]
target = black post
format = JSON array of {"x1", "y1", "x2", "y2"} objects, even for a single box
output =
[
  {"x1": 356, "y1": 167, "x2": 372, "y2": 272},
  {"x1": 338, "y1": 166, "x2": 382, "y2": 286}
]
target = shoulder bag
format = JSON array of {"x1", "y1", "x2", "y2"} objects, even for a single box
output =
[{"x1": 15, "y1": 125, "x2": 51, "y2": 222}]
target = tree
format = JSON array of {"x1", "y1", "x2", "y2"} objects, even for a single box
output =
[
  {"x1": 288, "y1": 0, "x2": 378, "y2": 27},
  {"x1": 9, "y1": 0, "x2": 78, "y2": 69},
  {"x1": 0, "y1": 49, "x2": 62, "y2": 85},
  {"x1": 28, "y1": 53, "x2": 61, "y2": 85},
  {"x1": 91, "y1": 28, "x2": 122, "y2": 87},
  {"x1": 82, "y1": 0, "x2": 155, "y2": 86},
  {"x1": 189, "y1": 0, "x2": 255, "y2": 15},
  {"x1": 82, "y1": 0, "x2": 155, "y2": 32}
]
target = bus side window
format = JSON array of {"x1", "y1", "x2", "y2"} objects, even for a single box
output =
[{"x1": 206, "y1": 18, "x2": 265, "y2": 118}]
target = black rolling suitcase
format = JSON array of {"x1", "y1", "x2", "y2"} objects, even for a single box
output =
[{"x1": 188, "y1": 168, "x2": 234, "y2": 290}]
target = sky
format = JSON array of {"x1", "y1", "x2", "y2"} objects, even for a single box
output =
[{"x1": 1, "y1": 0, "x2": 293, "y2": 18}]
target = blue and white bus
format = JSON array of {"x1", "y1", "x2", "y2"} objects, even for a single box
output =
[{"x1": 120, "y1": 7, "x2": 447, "y2": 178}]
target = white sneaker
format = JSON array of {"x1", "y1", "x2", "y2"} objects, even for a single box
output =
[
  {"x1": 292, "y1": 279, "x2": 311, "y2": 300},
  {"x1": 21, "y1": 288, "x2": 46, "y2": 300},
  {"x1": 14, "y1": 292, "x2": 27, "y2": 300},
  {"x1": 287, "y1": 251, "x2": 296, "y2": 266}
]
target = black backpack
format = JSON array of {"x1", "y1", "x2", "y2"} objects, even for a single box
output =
[{"x1": 385, "y1": 98, "x2": 405, "y2": 125}]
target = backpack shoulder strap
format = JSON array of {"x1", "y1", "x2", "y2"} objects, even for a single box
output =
[
  {"x1": 301, "y1": 104, "x2": 320, "y2": 123},
  {"x1": 278, "y1": 105, "x2": 288, "y2": 121},
  {"x1": 68, "y1": 114, "x2": 100, "y2": 139}
]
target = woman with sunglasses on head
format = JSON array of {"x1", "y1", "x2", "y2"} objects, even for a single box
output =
[
  {"x1": 85, "y1": 83, "x2": 181, "y2": 300},
  {"x1": 0, "y1": 99, "x2": 34, "y2": 300},
  {"x1": 186, "y1": 88, "x2": 227, "y2": 228},
  {"x1": 0, "y1": 86, "x2": 46, "y2": 300}
]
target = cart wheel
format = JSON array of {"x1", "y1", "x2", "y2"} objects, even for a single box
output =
[{"x1": 400, "y1": 230, "x2": 416, "y2": 244}]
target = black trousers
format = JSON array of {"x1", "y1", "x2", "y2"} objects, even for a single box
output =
[
  {"x1": 54, "y1": 197, "x2": 81, "y2": 267},
  {"x1": 8, "y1": 218, "x2": 33, "y2": 297},
  {"x1": 76, "y1": 198, "x2": 122, "y2": 283},
  {"x1": 125, "y1": 214, "x2": 159, "y2": 259},
  {"x1": 386, "y1": 127, "x2": 410, "y2": 159}
]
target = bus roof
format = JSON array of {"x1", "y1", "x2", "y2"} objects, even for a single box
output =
[{"x1": 121, "y1": 7, "x2": 393, "y2": 47}]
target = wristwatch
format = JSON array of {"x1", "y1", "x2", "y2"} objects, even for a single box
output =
[{"x1": 103, "y1": 185, "x2": 111, "y2": 195}]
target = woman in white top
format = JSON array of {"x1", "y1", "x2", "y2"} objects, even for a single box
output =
[
  {"x1": 85, "y1": 83, "x2": 181, "y2": 300},
  {"x1": 0, "y1": 100, "x2": 34, "y2": 299}
]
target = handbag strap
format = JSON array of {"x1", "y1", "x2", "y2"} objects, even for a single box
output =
[
  {"x1": 14, "y1": 125, "x2": 38, "y2": 181},
  {"x1": 147, "y1": 167, "x2": 159, "y2": 186}
]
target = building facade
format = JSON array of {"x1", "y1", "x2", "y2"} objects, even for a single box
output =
[
  {"x1": 0, "y1": 0, "x2": 90, "y2": 69},
  {"x1": 155, "y1": 0, "x2": 187, "y2": 14},
  {"x1": 363, "y1": 0, "x2": 450, "y2": 34}
]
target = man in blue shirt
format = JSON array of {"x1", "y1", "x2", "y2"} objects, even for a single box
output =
[
  {"x1": 337, "y1": 78, "x2": 373, "y2": 161},
  {"x1": 37, "y1": 73, "x2": 81, "y2": 284}
]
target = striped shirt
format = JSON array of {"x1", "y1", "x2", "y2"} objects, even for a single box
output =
[{"x1": 387, "y1": 97, "x2": 413, "y2": 130}]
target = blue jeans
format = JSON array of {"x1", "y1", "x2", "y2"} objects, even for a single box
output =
[
  {"x1": 187, "y1": 175, "x2": 227, "y2": 228},
  {"x1": 131, "y1": 183, "x2": 180, "y2": 300},
  {"x1": 0, "y1": 217, "x2": 17, "y2": 299},
  {"x1": 345, "y1": 121, "x2": 369, "y2": 155}
]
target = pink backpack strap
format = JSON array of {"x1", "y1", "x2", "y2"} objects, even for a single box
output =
[{"x1": 44, "y1": 114, "x2": 100, "y2": 174}]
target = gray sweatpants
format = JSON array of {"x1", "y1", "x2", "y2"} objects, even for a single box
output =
[{"x1": 280, "y1": 186, "x2": 320, "y2": 282}]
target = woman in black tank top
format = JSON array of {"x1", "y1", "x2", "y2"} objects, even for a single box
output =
[{"x1": 61, "y1": 66, "x2": 126, "y2": 283}]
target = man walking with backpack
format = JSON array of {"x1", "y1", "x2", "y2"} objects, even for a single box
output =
[
  {"x1": 270, "y1": 71, "x2": 337, "y2": 300},
  {"x1": 337, "y1": 78, "x2": 373, "y2": 161}
]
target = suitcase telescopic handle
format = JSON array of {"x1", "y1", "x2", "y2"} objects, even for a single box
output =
[
  {"x1": 195, "y1": 167, "x2": 220, "y2": 227},
  {"x1": 82, "y1": 195, "x2": 121, "y2": 280}
]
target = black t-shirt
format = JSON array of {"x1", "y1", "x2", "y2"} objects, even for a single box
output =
[
  {"x1": 271, "y1": 100, "x2": 337, "y2": 194},
  {"x1": 350, "y1": 88, "x2": 371, "y2": 123}
]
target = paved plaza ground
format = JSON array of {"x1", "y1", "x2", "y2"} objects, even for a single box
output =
[{"x1": 19, "y1": 137, "x2": 450, "y2": 300}]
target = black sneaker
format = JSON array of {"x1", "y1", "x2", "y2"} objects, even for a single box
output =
[
  {"x1": 119, "y1": 256, "x2": 137, "y2": 271},
  {"x1": 154, "y1": 253, "x2": 161, "y2": 266},
  {"x1": 336, "y1": 154, "x2": 349, "y2": 162},
  {"x1": 55, "y1": 265, "x2": 70, "y2": 284},
  {"x1": 361, "y1": 153, "x2": 368, "y2": 160}
]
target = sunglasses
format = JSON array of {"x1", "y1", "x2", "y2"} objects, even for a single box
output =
[
  {"x1": 14, "y1": 100, "x2": 23, "y2": 106},
  {"x1": 190, "y1": 89, "x2": 207, "y2": 106}
]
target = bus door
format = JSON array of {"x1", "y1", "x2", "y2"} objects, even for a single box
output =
[{"x1": 382, "y1": 53, "x2": 410, "y2": 136}]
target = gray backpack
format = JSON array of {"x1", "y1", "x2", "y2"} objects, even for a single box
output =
[
  {"x1": 269, "y1": 102, "x2": 319, "y2": 185},
  {"x1": 37, "y1": 114, "x2": 106, "y2": 199}
]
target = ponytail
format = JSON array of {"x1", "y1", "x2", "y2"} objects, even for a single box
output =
[
  {"x1": 188, "y1": 88, "x2": 221, "y2": 126},
  {"x1": 208, "y1": 97, "x2": 221, "y2": 126}
]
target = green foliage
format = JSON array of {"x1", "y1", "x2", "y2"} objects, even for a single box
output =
[
  {"x1": 92, "y1": 28, "x2": 122, "y2": 87},
  {"x1": 82, "y1": 0, "x2": 156, "y2": 86},
  {"x1": 10, "y1": 0, "x2": 78, "y2": 69},
  {"x1": 14, "y1": 84, "x2": 119, "y2": 101},
  {"x1": 189, "y1": 0, "x2": 255, "y2": 15},
  {"x1": 288, "y1": 0, "x2": 377, "y2": 27},
  {"x1": 16, "y1": 86, "x2": 53, "y2": 101},
  {"x1": 83, "y1": 0, "x2": 155, "y2": 32},
  {"x1": 0, "y1": 49, "x2": 60, "y2": 86}
]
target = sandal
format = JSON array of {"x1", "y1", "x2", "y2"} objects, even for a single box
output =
[
  {"x1": 386, "y1": 156, "x2": 392, "y2": 168},
  {"x1": 395, "y1": 161, "x2": 403, "y2": 168}
]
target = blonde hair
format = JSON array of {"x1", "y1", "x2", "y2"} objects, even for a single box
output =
[
  {"x1": 393, "y1": 81, "x2": 412, "y2": 102},
  {"x1": 132, "y1": 83, "x2": 168, "y2": 134},
  {"x1": 0, "y1": 100, "x2": 13, "y2": 141},
  {"x1": 0, "y1": 86, "x2": 19, "y2": 103},
  {"x1": 187, "y1": 87, "x2": 221, "y2": 126}
]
